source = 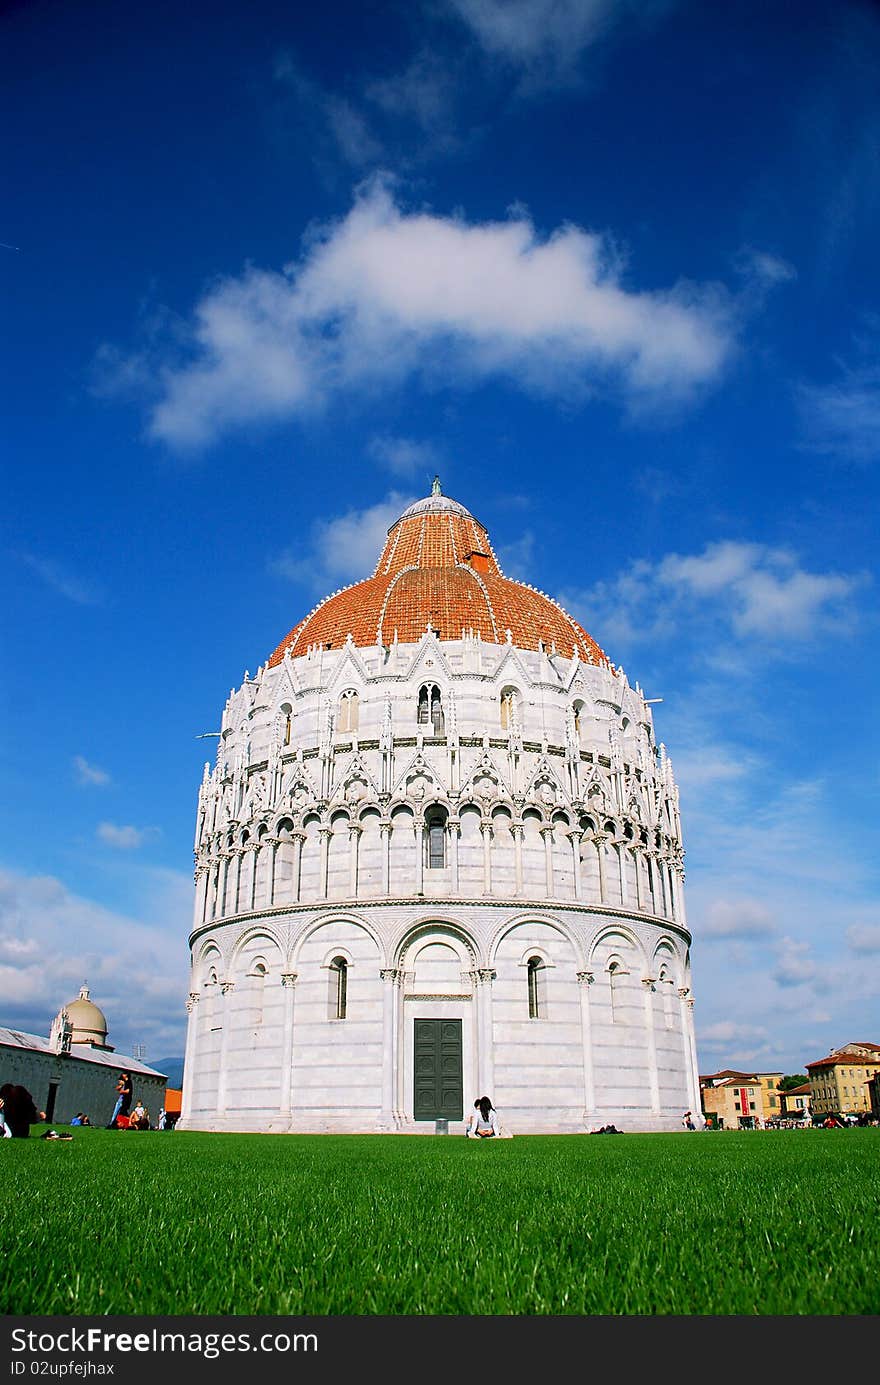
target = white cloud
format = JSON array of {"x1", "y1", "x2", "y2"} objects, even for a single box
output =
[
  {"x1": 367, "y1": 435, "x2": 440, "y2": 479},
  {"x1": 799, "y1": 365, "x2": 880, "y2": 463},
  {"x1": 701, "y1": 898, "x2": 776, "y2": 940},
  {"x1": 846, "y1": 923, "x2": 880, "y2": 954},
  {"x1": 0, "y1": 866, "x2": 191, "y2": 1057},
  {"x1": 120, "y1": 181, "x2": 734, "y2": 450},
  {"x1": 772, "y1": 937, "x2": 818, "y2": 989},
  {"x1": 496, "y1": 530, "x2": 535, "y2": 580},
  {"x1": 366, "y1": 52, "x2": 458, "y2": 134},
  {"x1": 20, "y1": 553, "x2": 102, "y2": 606},
  {"x1": 97, "y1": 823, "x2": 159, "y2": 850},
  {"x1": 698, "y1": 1020, "x2": 769, "y2": 1046},
  {"x1": 566, "y1": 540, "x2": 861, "y2": 655},
  {"x1": 73, "y1": 755, "x2": 111, "y2": 787},
  {"x1": 270, "y1": 492, "x2": 417, "y2": 590},
  {"x1": 447, "y1": 0, "x2": 622, "y2": 79}
]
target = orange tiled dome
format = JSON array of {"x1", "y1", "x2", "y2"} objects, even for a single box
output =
[{"x1": 267, "y1": 483, "x2": 608, "y2": 667}]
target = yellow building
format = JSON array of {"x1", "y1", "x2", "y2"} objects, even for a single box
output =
[
  {"x1": 806, "y1": 1043, "x2": 880, "y2": 1117},
  {"x1": 699, "y1": 1070, "x2": 783, "y2": 1129}
]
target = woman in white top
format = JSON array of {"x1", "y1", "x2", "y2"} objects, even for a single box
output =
[{"x1": 466, "y1": 1096, "x2": 500, "y2": 1138}]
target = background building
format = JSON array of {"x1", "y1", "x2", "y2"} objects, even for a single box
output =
[
  {"x1": 806, "y1": 1043, "x2": 880, "y2": 1118},
  {"x1": 700, "y1": 1070, "x2": 784, "y2": 1128},
  {"x1": 181, "y1": 483, "x2": 699, "y2": 1134},
  {"x1": 0, "y1": 985, "x2": 166, "y2": 1126}
]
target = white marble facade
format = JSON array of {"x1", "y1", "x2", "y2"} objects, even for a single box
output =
[{"x1": 180, "y1": 499, "x2": 700, "y2": 1133}]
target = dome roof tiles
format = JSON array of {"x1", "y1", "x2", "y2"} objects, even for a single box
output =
[{"x1": 268, "y1": 485, "x2": 608, "y2": 668}]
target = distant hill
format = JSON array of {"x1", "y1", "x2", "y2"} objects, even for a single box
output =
[{"x1": 153, "y1": 1057, "x2": 185, "y2": 1088}]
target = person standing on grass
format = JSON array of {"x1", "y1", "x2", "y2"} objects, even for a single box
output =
[{"x1": 108, "y1": 1071, "x2": 132, "y2": 1128}]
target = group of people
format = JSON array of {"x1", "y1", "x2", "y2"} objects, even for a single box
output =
[{"x1": 1, "y1": 1072, "x2": 165, "y2": 1138}]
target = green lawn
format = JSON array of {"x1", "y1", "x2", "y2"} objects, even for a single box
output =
[{"x1": 4, "y1": 1128, "x2": 878, "y2": 1315}]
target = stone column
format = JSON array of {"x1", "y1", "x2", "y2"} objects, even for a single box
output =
[
  {"x1": 541, "y1": 825, "x2": 555, "y2": 898},
  {"x1": 279, "y1": 973, "x2": 297, "y2": 1121},
  {"x1": 593, "y1": 833, "x2": 608, "y2": 904},
  {"x1": 570, "y1": 830, "x2": 582, "y2": 900},
  {"x1": 576, "y1": 972, "x2": 596, "y2": 1127},
  {"x1": 632, "y1": 847, "x2": 644, "y2": 910},
  {"x1": 680, "y1": 989, "x2": 701, "y2": 1112},
  {"x1": 179, "y1": 991, "x2": 200, "y2": 1125},
  {"x1": 380, "y1": 968, "x2": 399, "y2": 1128},
  {"x1": 319, "y1": 826, "x2": 331, "y2": 899},
  {"x1": 267, "y1": 839, "x2": 279, "y2": 908},
  {"x1": 473, "y1": 969, "x2": 496, "y2": 1098},
  {"x1": 642, "y1": 978, "x2": 661, "y2": 1114},
  {"x1": 348, "y1": 822, "x2": 362, "y2": 899},
  {"x1": 481, "y1": 822, "x2": 493, "y2": 895},
  {"x1": 512, "y1": 822, "x2": 524, "y2": 896},
  {"x1": 395, "y1": 970, "x2": 407, "y2": 1123},
  {"x1": 414, "y1": 818, "x2": 424, "y2": 896},
  {"x1": 449, "y1": 818, "x2": 461, "y2": 892},
  {"x1": 232, "y1": 849, "x2": 243, "y2": 914},
  {"x1": 217, "y1": 854, "x2": 230, "y2": 918},
  {"x1": 644, "y1": 850, "x2": 657, "y2": 915},
  {"x1": 195, "y1": 868, "x2": 208, "y2": 925},
  {"x1": 290, "y1": 832, "x2": 305, "y2": 903},
  {"x1": 380, "y1": 820, "x2": 391, "y2": 896},
  {"x1": 215, "y1": 981, "x2": 235, "y2": 1118},
  {"x1": 673, "y1": 863, "x2": 687, "y2": 929},
  {"x1": 617, "y1": 844, "x2": 628, "y2": 906}
]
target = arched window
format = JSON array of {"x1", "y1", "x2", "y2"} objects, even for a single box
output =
[
  {"x1": 337, "y1": 690, "x2": 359, "y2": 733},
  {"x1": 572, "y1": 701, "x2": 586, "y2": 741},
  {"x1": 329, "y1": 957, "x2": 348, "y2": 1020},
  {"x1": 425, "y1": 808, "x2": 447, "y2": 869},
  {"x1": 527, "y1": 956, "x2": 545, "y2": 1019},
  {"x1": 418, "y1": 684, "x2": 444, "y2": 734},
  {"x1": 500, "y1": 686, "x2": 519, "y2": 731},
  {"x1": 282, "y1": 705, "x2": 292, "y2": 746}
]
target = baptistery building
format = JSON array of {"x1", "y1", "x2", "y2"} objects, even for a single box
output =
[{"x1": 180, "y1": 482, "x2": 699, "y2": 1133}]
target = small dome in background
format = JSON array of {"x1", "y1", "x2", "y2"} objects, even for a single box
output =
[{"x1": 63, "y1": 983, "x2": 109, "y2": 1048}]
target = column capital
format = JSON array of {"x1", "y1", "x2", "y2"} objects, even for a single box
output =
[
  {"x1": 576, "y1": 971, "x2": 595, "y2": 987},
  {"x1": 220, "y1": 980, "x2": 235, "y2": 995},
  {"x1": 592, "y1": 831, "x2": 608, "y2": 846},
  {"x1": 677, "y1": 986, "x2": 690, "y2": 1000},
  {"x1": 380, "y1": 968, "x2": 401, "y2": 984},
  {"x1": 281, "y1": 972, "x2": 298, "y2": 989},
  {"x1": 641, "y1": 976, "x2": 657, "y2": 991},
  {"x1": 478, "y1": 968, "x2": 496, "y2": 985},
  {"x1": 186, "y1": 991, "x2": 200, "y2": 1012}
]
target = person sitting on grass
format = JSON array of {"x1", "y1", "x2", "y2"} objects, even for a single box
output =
[
  {"x1": 466, "y1": 1096, "x2": 500, "y2": 1138},
  {"x1": 130, "y1": 1102, "x2": 149, "y2": 1130},
  {"x1": 0, "y1": 1083, "x2": 46, "y2": 1138}
]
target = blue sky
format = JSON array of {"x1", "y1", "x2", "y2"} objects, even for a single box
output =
[{"x1": 2, "y1": 0, "x2": 878, "y2": 1072}]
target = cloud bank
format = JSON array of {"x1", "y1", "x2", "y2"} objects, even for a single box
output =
[{"x1": 112, "y1": 182, "x2": 735, "y2": 450}]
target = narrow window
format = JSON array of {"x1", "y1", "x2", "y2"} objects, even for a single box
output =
[
  {"x1": 427, "y1": 820, "x2": 445, "y2": 869},
  {"x1": 418, "y1": 684, "x2": 444, "y2": 734},
  {"x1": 608, "y1": 960, "x2": 620, "y2": 1022},
  {"x1": 338, "y1": 690, "x2": 359, "y2": 733},
  {"x1": 330, "y1": 957, "x2": 347, "y2": 1020},
  {"x1": 500, "y1": 688, "x2": 518, "y2": 730},
  {"x1": 527, "y1": 956, "x2": 543, "y2": 1019}
]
